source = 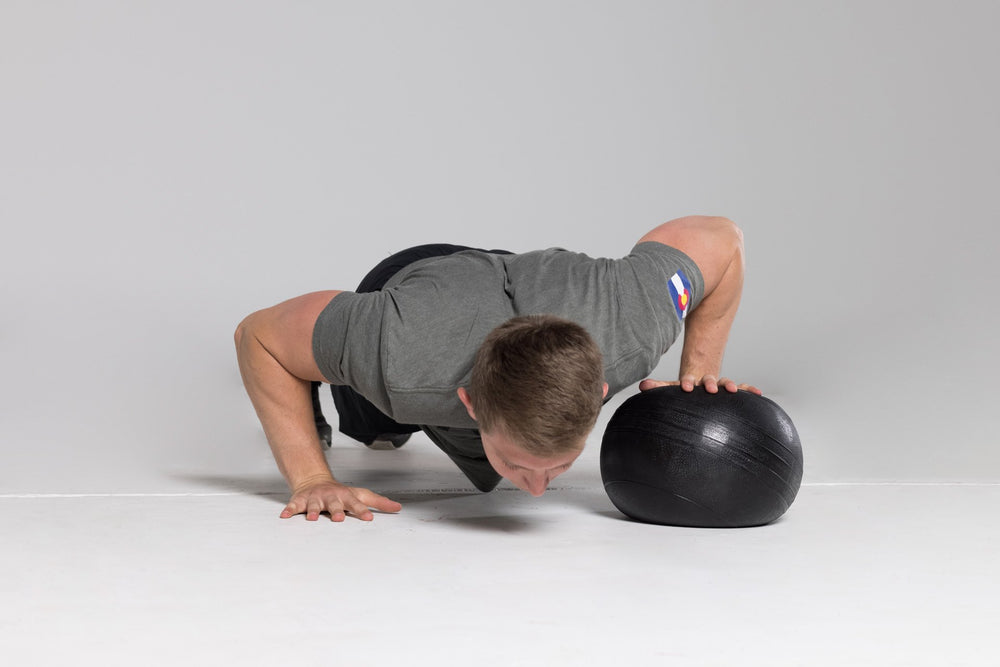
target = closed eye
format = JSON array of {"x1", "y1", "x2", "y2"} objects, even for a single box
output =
[{"x1": 504, "y1": 460, "x2": 573, "y2": 473}]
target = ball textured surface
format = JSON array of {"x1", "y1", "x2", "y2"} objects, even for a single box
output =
[{"x1": 600, "y1": 386, "x2": 803, "y2": 528}]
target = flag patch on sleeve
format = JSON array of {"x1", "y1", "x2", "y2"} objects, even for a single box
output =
[{"x1": 667, "y1": 270, "x2": 693, "y2": 320}]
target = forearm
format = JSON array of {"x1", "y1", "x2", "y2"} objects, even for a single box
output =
[
  {"x1": 678, "y1": 235, "x2": 745, "y2": 381},
  {"x1": 235, "y1": 322, "x2": 335, "y2": 490}
]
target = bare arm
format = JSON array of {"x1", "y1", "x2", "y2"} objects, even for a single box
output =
[
  {"x1": 637, "y1": 215, "x2": 761, "y2": 395},
  {"x1": 235, "y1": 290, "x2": 402, "y2": 520}
]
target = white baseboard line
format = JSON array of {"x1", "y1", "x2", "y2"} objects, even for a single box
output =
[{"x1": 2, "y1": 482, "x2": 999, "y2": 499}]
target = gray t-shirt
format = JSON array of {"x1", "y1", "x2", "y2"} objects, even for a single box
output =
[{"x1": 312, "y1": 241, "x2": 704, "y2": 428}]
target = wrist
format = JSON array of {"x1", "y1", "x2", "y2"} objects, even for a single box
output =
[{"x1": 290, "y1": 472, "x2": 337, "y2": 494}]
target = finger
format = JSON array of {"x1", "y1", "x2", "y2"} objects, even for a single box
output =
[
  {"x1": 639, "y1": 379, "x2": 676, "y2": 392},
  {"x1": 679, "y1": 375, "x2": 696, "y2": 392},
  {"x1": 343, "y1": 497, "x2": 374, "y2": 522},
  {"x1": 703, "y1": 375, "x2": 719, "y2": 393},
  {"x1": 740, "y1": 383, "x2": 763, "y2": 396},
  {"x1": 355, "y1": 488, "x2": 403, "y2": 514},
  {"x1": 719, "y1": 378, "x2": 738, "y2": 393},
  {"x1": 319, "y1": 500, "x2": 346, "y2": 522},
  {"x1": 280, "y1": 501, "x2": 299, "y2": 519},
  {"x1": 305, "y1": 499, "x2": 323, "y2": 522}
]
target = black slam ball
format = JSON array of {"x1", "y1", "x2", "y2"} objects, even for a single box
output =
[{"x1": 600, "y1": 386, "x2": 803, "y2": 528}]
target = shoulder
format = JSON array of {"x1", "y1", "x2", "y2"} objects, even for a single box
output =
[
  {"x1": 237, "y1": 290, "x2": 343, "y2": 383},
  {"x1": 637, "y1": 215, "x2": 741, "y2": 249},
  {"x1": 636, "y1": 216, "x2": 742, "y2": 296}
]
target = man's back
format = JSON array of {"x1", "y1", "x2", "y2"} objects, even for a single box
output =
[{"x1": 311, "y1": 242, "x2": 703, "y2": 427}]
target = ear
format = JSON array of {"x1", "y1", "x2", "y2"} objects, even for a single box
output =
[
  {"x1": 602, "y1": 383, "x2": 609, "y2": 399},
  {"x1": 456, "y1": 387, "x2": 477, "y2": 421}
]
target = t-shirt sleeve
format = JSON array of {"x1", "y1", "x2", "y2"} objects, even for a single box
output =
[
  {"x1": 625, "y1": 241, "x2": 705, "y2": 338},
  {"x1": 311, "y1": 291, "x2": 394, "y2": 414}
]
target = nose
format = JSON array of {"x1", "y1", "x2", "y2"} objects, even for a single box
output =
[{"x1": 524, "y1": 471, "x2": 550, "y2": 497}]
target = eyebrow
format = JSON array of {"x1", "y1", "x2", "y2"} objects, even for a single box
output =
[{"x1": 503, "y1": 458, "x2": 573, "y2": 472}]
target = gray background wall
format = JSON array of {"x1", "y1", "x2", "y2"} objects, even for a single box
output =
[{"x1": 3, "y1": 0, "x2": 998, "y2": 492}]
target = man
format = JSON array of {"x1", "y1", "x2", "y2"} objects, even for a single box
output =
[{"x1": 235, "y1": 215, "x2": 759, "y2": 523}]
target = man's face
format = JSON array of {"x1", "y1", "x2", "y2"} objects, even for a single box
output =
[{"x1": 480, "y1": 429, "x2": 583, "y2": 497}]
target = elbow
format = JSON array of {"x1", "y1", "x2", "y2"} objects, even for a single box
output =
[
  {"x1": 726, "y1": 217, "x2": 744, "y2": 249},
  {"x1": 702, "y1": 216, "x2": 744, "y2": 262},
  {"x1": 234, "y1": 318, "x2": 246, "y2": 349},
  {"x1": 695, "y1": 216, "x2": 745, "y2": 290},
  {"x1": 234, "y1": 312, "x2": 259, "y2": 350},
  {"x1": 707, "y1": 215, "x2": 743, "y2": 247}
]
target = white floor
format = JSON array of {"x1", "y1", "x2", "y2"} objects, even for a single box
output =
[{"x1": 3, "y1": 435, "x2": 998, "y2": 667}]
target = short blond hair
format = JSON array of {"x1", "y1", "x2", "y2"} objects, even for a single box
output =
[{"x1": 467, "y1": 315, "x2": 605, "y2": 457}]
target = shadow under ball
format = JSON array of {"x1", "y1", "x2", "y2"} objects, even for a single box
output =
[{"x1": 600, "y1": 386, "x2": 803, "y2": 528}]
